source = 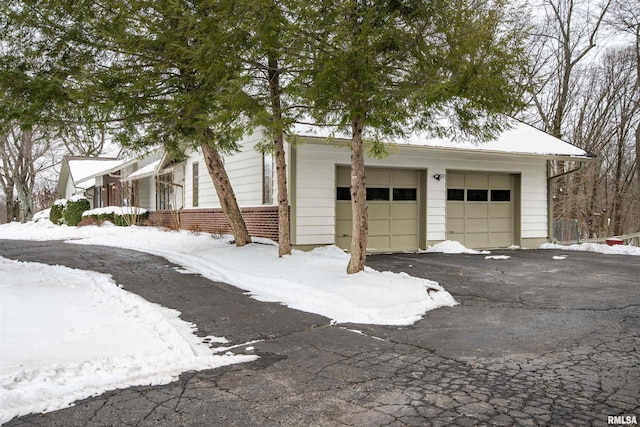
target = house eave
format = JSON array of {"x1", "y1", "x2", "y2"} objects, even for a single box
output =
[{"x1": 289, "y1": 134, "x2": 597, "y2": 163}]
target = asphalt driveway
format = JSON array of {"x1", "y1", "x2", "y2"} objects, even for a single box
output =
[{"x1": 1, "y1": 240, "x2": 638, "y2": 426}]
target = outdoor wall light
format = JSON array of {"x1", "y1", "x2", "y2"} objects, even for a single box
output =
[{"x1": 433, "y1": 174, "x2": 445, "y2": 181}]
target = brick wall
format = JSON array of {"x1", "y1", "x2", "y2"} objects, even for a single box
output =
[{"x1": 148, "y1": 206, "x2": 280, "y2": 242}]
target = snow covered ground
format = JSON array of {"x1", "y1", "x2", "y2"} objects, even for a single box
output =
[
  {"x1": 0, "y1": 257, "x2": 256, "y2": 424},
  {"x1": 1, "y1": 217, "x2": 638, "y2": 423},
  {"x1": 0, "y1": 220, "x2": 457, "y2": 325},
  {"x1": 541, "y1": 242, "x2": 640, "y2": 256},
  {"x1": 0, "y1": 219, "x2": 458, "y2": 422}
]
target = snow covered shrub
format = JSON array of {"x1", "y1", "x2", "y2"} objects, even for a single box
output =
[
  {"x1": 82, "y1": 206, "x2": 149, "y2": 226},
  {"x1": 117, "y1": 209, "x2": 149, "y2": 226},
  {"x1": 49, "y1": 199, "x2": 67, "y2": 225},
  {"x1": 32, "y1": 209, "x2": 51, "y2": 222},
  {"x1": 63, "y1": 197, "x2": 90, "y2": 226}
]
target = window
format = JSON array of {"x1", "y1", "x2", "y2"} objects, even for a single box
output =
[
  {"x1": 336, "y1": 187, "x2": 351, "y2": 201},
  {"x1": 393, "y1": 188, "x2": 417, "y2": 201},
  {"x1": 447, "y1": 189, "x2": 464, "y2": 201},
  {"x1": 336, "y1": 187, "x2": 391, "y2": 201},
  {"x1": 366, "y1": 187, "x2": 390, "y2": 201},
  {"x1": 192, "y1": 162, "x2": 199, "y2": 207},
  {"x1": 467, "y1": 189, "x2": 488, "y2": 202},
  {"x1": 263, "y1": 153, "x2": 273, "y2": 204},
  {"x1": 157, "y1": 173, "x2": 174, "y2": 210},
  {"x1": 491, "y1": 189, "x2": 511, "y2": 202}
]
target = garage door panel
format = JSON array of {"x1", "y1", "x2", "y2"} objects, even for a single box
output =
[
  {"x1": 490, "y1": 232, "x2": 512, "y2": 247},
  {"x1": 490, "y1": 218, "x2": 512, "y2": 232},
  {"x1": 466, "y1": 203, "x2": 488, "y2": 218},
  {"x1": 392, "y1": 219, "x2": 418, "y2": 235},
  {"x1": 447, "y1": 203, "x2": 465, "y2": 219},
  {"x1": 489, "y1": 204, "x2": 511, "y2": 218},
  {"x1": 370, "y1": 219, "x2": 390, "y2": 236},
  {"x1": 467, "y1": 218, "x2": 489, "y2": 232},
  {"x1": 447, "y1": 172, "x2": 465, "y2": 187},
  {"x1": 336, "y1": 202, "x2": 352, "y2": 218},
  {"x1": 489, "y1": 174, "x2": 512, "y2": 187},
  {"x1": 392, "y1": 170, "x2": 418, "y2": 186},
  {"x1": 391, "y1": 235, "x2": 419, "y2": 250},
  {"x1": 369, "y1": 203, "x2": 390, "y2": 219},
  {"x1": 368, "y1": 236, "x2": 391, "y2": 251},
  {"x1": 335, "y1": 167, "x2": 421, "y2": 252},
  {"x1": 391, "y1": 203, "x2": 418, "y2": 219},
  {"x1": 336, "y1": 167, "x2": 351, "y2": 186},
  {"x1": 336, "y1": 236, "x2": 351, "y2": 249},
  {"x1": 446, "y1": 171, "x2": 515, "y2": 248},
  {"x1": 336, "y1": 219, "x2": 352, "y2": 237},
  {"x1": 448, "y1": 218, "x2": 465, "y2": 233},
  {"x1": 367, "y1": 169, "x2": 391, "y2": 186},
  {"x1": 465, "y1": 174, "x2": 489, "y2": 187},
  {"x1": 466, "y1": 233, "x2": 489, "y2": 248},
  {"x1": 448, "y1": 232, "x2": 465, "y2": 242}
]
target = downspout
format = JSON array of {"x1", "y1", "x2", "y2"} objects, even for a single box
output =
[{"x1": 547, "y1": 160, "x2": 584, "y2": 243}]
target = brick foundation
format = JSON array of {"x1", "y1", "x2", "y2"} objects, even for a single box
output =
[{"x1": 148, "y1": 206, "x2": 280, "y2": 242}]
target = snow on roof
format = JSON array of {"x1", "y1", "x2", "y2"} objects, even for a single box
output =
[
  {"x1": 68, "y1": 159, "x2": 125, "y2": 187},
  {"x1": 290, "y1": 119, "x2": 591, "y2": 158},
  {"x1": 121, "y1": 159, "x2": 161, "y2": 182}
]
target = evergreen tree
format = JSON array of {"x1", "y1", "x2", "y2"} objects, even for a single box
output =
[
  {"x1": 0, "y1": 8, "x2": 66, "y2": 221},
  {"x1": 225, "y1": 0, "x2": 304, "y2": 257},
  {"x1": 299, "y1": 0, "x2": 527, "y2": 273},
  {"x1": 5, "y1": 0, "x2": 253, "y2": 244}
]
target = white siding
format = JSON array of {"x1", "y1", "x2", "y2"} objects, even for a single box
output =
[
  {"x1": 183, "y1": 130, "x2": 273, "y2": 208},
  {"x1": 294, "y1": 142, "x2": 549, "y2": 247},
  {"x1": 64, "y1": 179, "x2": 75, "y2": 199},
  {"x1": 139, "y1": 177, "x2": 155, "y2": 211}
]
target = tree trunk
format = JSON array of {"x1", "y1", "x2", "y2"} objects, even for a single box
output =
[
  {"x1": 268, "y1": 54, "x2": 292, "y2": 257},
  {"x1": 1, "y1": 178, "x2": 14, "y2": 223},
  {"x1": 274, "y1": 134, "x2": 291, "y2": 257},
  {"x1": 201, "y1": 142, "x2": 252, "y2": 246},
  {"x1": 2, "y1": 196, "x2": 15, "y2": 223},
  {"x1": 15, "y1": 181, "x2": 34, "y2": 222},
  {"x1": 347, "y1": 115, "x2": 367, "y2": 274}
]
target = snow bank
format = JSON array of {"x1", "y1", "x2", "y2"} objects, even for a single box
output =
[
  {"x1": 83, "y1": 206, "x2": 148, "y2": 217},
  {"x1": 32, "y1": 209, "x2": 50, "y2": 222},
  {"x1": 540, "y1": 242, "x2": 640, "y2": 256},
  {"x1": 0, "y1": 222, "x2": 457, "y2": 325},
  {"x1": 0, "y1": 257, "x2": 256, "y2": 424},
  {"x1": 422, "y1": 240, "x2": 491, "y2": 255}
]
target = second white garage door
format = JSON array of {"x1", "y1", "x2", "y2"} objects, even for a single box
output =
[
  {"x1": 446, "y1": 172, "x2": 516, "y2": 248},
  {"x1": 336, "y1": 167, "x2": 420, "y2": 252}
]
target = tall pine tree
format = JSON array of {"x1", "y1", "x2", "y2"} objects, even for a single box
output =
[
  {"x1": 299, "y1": 0, "x2": 527, "y2": 273},
  {"x1": 7, "y1": 0, "x2": 253, "y2": 244}
]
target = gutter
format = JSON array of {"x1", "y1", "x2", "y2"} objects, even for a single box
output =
[{"x1": 296, "y1": 134, "x2": 595, "y2": 162}]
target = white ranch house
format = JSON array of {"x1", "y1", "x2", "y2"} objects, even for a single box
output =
[{"x1": 58, "y1": 120, "x2": 594, "y2": 251}]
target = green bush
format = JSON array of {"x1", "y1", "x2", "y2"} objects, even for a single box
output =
[
  {"x1": 64, "y1": 197, "x2": 90, "y2": 226},
  {"x1": 49, "y1": 201, "x2": 66, "y2": 225},
  {"x1": 84, "y1": 210, "x2": 149, "y2": 226}
]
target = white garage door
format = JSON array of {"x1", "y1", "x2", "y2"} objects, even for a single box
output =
[
  {"x1": 446, "y1": 172, "x2": 515, "y2": 248},
  {"x1": 336, "y1": 167, "x2": 419, "y2": 252}
]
